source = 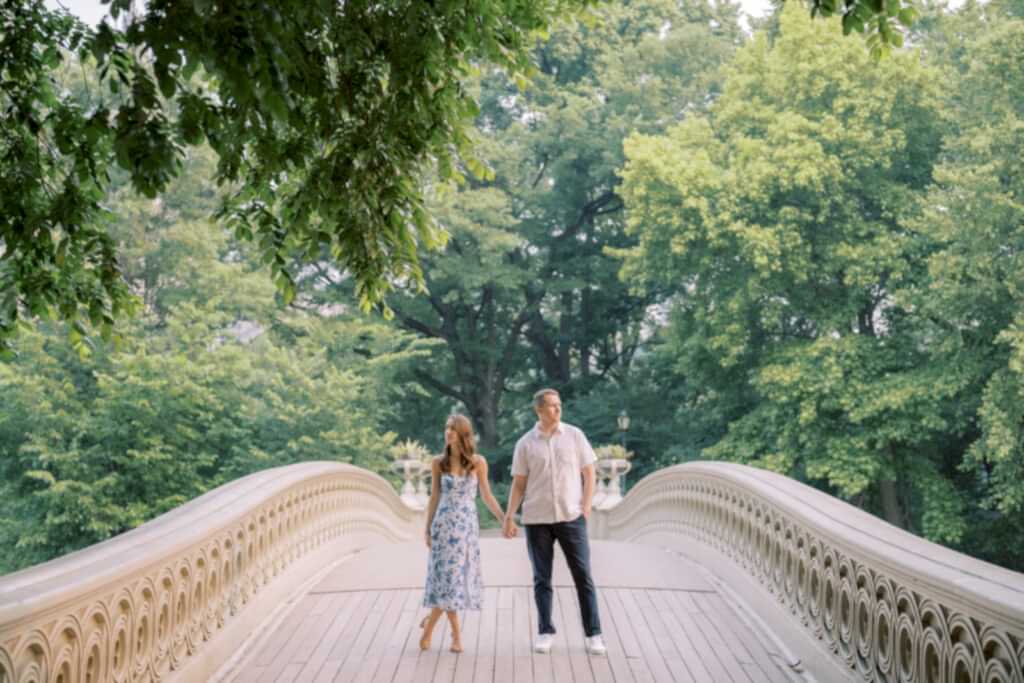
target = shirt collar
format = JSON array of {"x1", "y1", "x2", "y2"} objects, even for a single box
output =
[{"x1": 533, "y1": 421, "x2": 564, "y2": 439}]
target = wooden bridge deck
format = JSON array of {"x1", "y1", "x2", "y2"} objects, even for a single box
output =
[{"x1": 224, "y1": 538, "x2": 800, "y2": 683}]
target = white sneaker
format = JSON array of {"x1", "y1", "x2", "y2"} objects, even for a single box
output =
[
  {"x1": 534, "y1": 634, "x2": 554, "y2": 653},
  {"x1": 585, "y1": 634, "x2": 607, "y2": 656}
]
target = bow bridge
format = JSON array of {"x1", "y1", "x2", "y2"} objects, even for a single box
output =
[{"x1": 1, "y1": 462, "x2": 1022, "y2": 682}]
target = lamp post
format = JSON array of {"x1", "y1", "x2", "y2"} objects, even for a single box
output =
[
  {"x1": 617, "y1": 409, "x2": 631, "y2": 495},
  {"x1": 617, "y1": 409, "x2": 630, "y2": 450}
]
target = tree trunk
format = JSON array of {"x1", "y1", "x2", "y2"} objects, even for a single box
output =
[
  {"x1": 878, "y1": 479, "x2": 907, "y2": 529},
  {"x1": 580, "y1": 286, "x2": 592, "y2": 379},
  {"x1": 558, "y1": 291, "x2": 573, "y2": 383},
  {"x1": 473, "y1": 392, "x2": 501, "y2": 455}
]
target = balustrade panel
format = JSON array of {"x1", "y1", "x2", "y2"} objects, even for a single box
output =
[
  {"x1": 0, "y1": 463, "x2": 419, "y2": 683},
  {"x1": 603, "y1": 462, "x2": 1024, "y2": 683}
]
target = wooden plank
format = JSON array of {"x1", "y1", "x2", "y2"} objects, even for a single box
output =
[
  {"x1": 391, "y1": 590, "x2": 430, "y2": 682},
  {"x1": 742, "y1": 661, "x2": 786, "y2": 683},
  {"x1": 251, "y1": 595, "x2": 315, "y2": 668},
  {"x1": 494, "y1": 588, "x2": 515, "y2": 683},
  {"x1": 527, "y1": 586, "x2": 555, "y2": 683},
  {"x1": 596, "y1": 590, "x2": 634, "y2": 683},
  {"x1": 499, "y1": 584, "x2": 516, "y2": 609},
  {"x1": 648, "y1": 591, "x2": 714, "y2": 683},
  {"x1": 634, "y1": 590, "x2": 695, "y2": 683},
  {"x1": 311, "y1": 592, "x2": 379, "y2": 683},
  {"x1": 292, "y1": 592, "x2": 358, "y2": 681},
  {"x1": 675, "y1": 593, "x2": 752, "y2": 683},
  {"x1": 222, "y1": 539, "x2": 818, "y2": 683},
  {"x1": 694, "y1": 594, "x2": 793, "y2": 683},
  {"x1": 662, "y1": 591, "x2": 731, "y2": 683},
  {"x1": 619, "y1": 588, "x2": 676, "y2": 682},
  {"x1": 691, "y1": 593, "x2": 755, "y2": 665},
  {"x1": 565, "y1": 584, "x2": 614, "y2": 683},
  {"x1": 603, "y1": 589, "x2": 642, "y2": 659},
  {"x1": 435, "y1": 610, "x2": 464, "y2": 682},
  {"x1": 239, "y1": 666, "x2": 266, "y2": 682},
  {"x1": 453, "y1": 606, "x2": 481, "y2": 683},
  {"x1": 370, "y1": 590, "x2": 420, "y2": 683},
  {"x1": 547, "y1": 589, "x2": 574, "y2": 683},
  {"x1": 603, "y1": 588, "x2": 653, "y2": 683},
  {"x1": 411, "y1": 609, "x2": 447, "y2": 682},
  {"x1": 275, "y1": 662, "x2": 305, "y2": 683},
  {"x1": 472, "y1": 586, "x2": 499, "y2": 683},
  {"x1": 290, "y1": 594, "x2": 343, "y2": 665},
  {"x1": 512, "y1": 587, "x2": 534, "y2": 683},
  {"x1": 257, "y1": 594, "x2": 340, "y2": 683},
  {"x1": 355, "y1": 589, "x2": 408, "y2": 682},
  {"x1": 557, "y1": 586, "x2": 593, "y2": 682},
  {"x1": 337, "y1": 589, "x2": 397, "y2": 679}
]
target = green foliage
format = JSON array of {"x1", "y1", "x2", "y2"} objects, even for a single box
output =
[
  {"x1": 0, "y1": 310, "x2": 405, "y2": 572},
  {"x1": 594, "y1": 444, "x2": 633, "y2": 460},
  {"x1": 900, "y1": 14, "x2": 1024, "y2": 556},
  {"x1": 0, "y1": 5, "x2": 133, "y2": 360},
  {"x1": 367, "y1": 0, "x2": 740, "y2": 457},
  {"x1": 5, "y1": 0, "x2": 1023, "y2": 577},
  {"x1": 0, "y1": 149, "x2": 431, "y2": 574},
  {"x1": 620, "y1": 3, "x2": 952, "y2": 530},
  {"x1": 802, "y1": 0, "x2": 919, "y2": 54},
  {"x1": 1, "y1": 0, "x2": 595, "y2": 355},
  {"x1": 617, "y1": 1, "x2": 1024, "y2": 569}
]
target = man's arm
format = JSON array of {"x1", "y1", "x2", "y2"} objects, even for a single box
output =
[
  {"x1": 581, "y1": 463, "x2": 595, "y2": 519},
  {"x1": 578, "y1": 427, "x2": 598, "y2": 519},
  {"x1": 503, "y1": 475, "x2": 528, "y2": 538}
]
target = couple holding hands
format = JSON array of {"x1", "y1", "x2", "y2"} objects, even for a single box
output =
[{"x1": 419, "y1": 388, "x2": 607, "y2": 657}]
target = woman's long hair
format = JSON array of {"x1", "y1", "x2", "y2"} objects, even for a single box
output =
[{"x1": 441, "y1": 414, "x2": 477, "y2": 475}]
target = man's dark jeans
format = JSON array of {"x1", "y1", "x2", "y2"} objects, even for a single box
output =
[{"x1": 525, "y1": 515, "x2": 602, "y2": 637}]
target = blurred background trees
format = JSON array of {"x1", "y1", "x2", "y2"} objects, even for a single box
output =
[{"x1": 3, "y1": 0, "x2": 1023, "y2": 573}]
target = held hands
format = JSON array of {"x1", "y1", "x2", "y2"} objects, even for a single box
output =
[{"x1": 502, "y1": 515, "x2": 519, "y2": 539}]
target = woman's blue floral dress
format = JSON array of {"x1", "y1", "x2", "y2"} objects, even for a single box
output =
[{"x1": 423, "y1": 473, "x2": 483, "y2": 610}]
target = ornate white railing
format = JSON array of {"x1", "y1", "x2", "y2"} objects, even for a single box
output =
[
  {"x1": 602, "y1": 462, "x2": 1024, "y2": 683},
  {"x1": 0, "y1": 463, "x2": 421, "y2": 683}
]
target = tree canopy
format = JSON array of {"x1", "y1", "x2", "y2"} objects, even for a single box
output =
[
  {"x1": 1, "y1": 0, "x2": 931, "y2": 357},
  {"x1": 0, "y1": 145, "x2": 431, "y2": 573},
  {"x1": 3, "y1": 0, "x2": 1024, "y2": 576},
  {"x1": 0, "y1": 0, "x2": 595, "y2": 356},
  {"x1": 616, "y1": 0, "x2": 1024, "y2": 567},
  {"x1": 298, "y1": 0, "x2": 741, "y2": 454}
]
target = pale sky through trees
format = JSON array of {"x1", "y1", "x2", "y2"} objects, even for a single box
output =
[{"x1": 46, "y1": 0, "x2": 781, "y2": 29}]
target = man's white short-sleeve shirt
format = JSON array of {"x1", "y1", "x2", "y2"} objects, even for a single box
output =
[{"x1": 511, "y1": 422, "x2": 597, "y2": 524}]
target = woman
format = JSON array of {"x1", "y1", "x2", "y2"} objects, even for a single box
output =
[{"x1": 420, "y1": 414, "x2": 505, "y2": 653}]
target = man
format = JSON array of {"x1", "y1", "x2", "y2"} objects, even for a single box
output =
[{"x1": 503, "y1": 388, "x2": 607, "y2": 656}]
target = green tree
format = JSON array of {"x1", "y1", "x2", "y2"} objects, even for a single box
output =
[
  {"x1": 1, "y1": 0, "x2": 595, "y2": 355},
  {"x1": 0, "y1": 149, "x2": 430, "y2": 574},
  {"x1": 619, "y1": 3, "x2": 948, "y2": 533},
  {"x1": 0, "y1": 308, "x2": 412, "y2": 573},
  {"x1": 346, "y1": 0, "x2": 742, "y2": 455},
  {"x1": 1, "y1": 0, "x2": 934, "y2": 359},
  {"x1": 899, "y1": 10, "x2": 1024, "y2": 567}
]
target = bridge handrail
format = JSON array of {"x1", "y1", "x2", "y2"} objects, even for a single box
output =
[
  {"x1": 604, "y1": 461, "x2": 1024, "y2": 682},
  {"x1": 0, "y1": 462, "x2": 420, "y2": 683}
]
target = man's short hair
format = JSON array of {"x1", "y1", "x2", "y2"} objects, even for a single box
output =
[{"x1": 533, "y1": 388, "x2": 560, "y2": 408}]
